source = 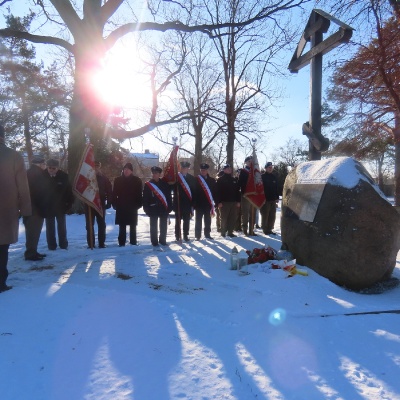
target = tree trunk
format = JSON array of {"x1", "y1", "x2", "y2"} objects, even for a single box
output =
[
  {"x1": 226, "y1": 99, "x2": 235, "y2": 167},
  {"x1": 394, "y1": 112, "x2": 400, "y2": 206},
  {"x1": 22, "y1": 99, "x2": 33, "y2": 162},
  {"x1": 194, "y1": 126, "x2": 203, "y2": 175}
]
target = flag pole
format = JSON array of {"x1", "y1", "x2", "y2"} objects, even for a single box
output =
[
  {"x1": 88, "y1": 206, "x2": 94, "y2": 249},
  {"x1": 173, "y1": 137, "x2": 182, "y2": 242}
]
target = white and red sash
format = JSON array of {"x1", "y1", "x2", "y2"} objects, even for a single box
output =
[
  {"x1": 197, "y1": 175, "x2": 215, "y2": 216},
  {"x1": 178, "y1": 172, "x2": 192, "y2": 200},
  {"x1": 146, "y1": 181, "x2": 168, "y2": 210}
]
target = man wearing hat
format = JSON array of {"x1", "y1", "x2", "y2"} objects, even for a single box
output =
[
  {"x1": 84, "y1": 161, "x2": 113, "y2": 248},
  {"x1": 24, "y1": 155, "x2": 48, "y2": 261},
  {"x1": 112, "y1": 162, "x2": 143, "y2": 246},
  {"x1": 194, "y1": 163, "x2": 217, "y2": 240},
  {"x1": 215, "y1": 164, "x2": 241, "y2": 238},
  {"x1": 0, "y1": 125, "x2": 31, "y2": 292},
  {"x1": 143, "y1": 166, "x2": 172, "y2": 246},
  {"x1": 173, "y1": 161, "x2": 196, "y2": 241},
  {"x1": 238, "y1": 155, "x2": 257, "y2": 236},
  {"x1": 44, "y1": 158, "x2": 74, "y2": 250},
  {"x1": 260, "y1": 162, "x2": 280, "y2": 235}
]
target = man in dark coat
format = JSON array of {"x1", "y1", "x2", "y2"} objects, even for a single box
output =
[
  {"x1": 0, "y1": 124, "x2": 31, "y2": 293},
  {"x1": 85, "y1": 161, "x2": 113, "y2": 248},
  {"x1": 24, "y1": 155, "x2": 48, "y2": 260},
  {"x1": 215, "y1": 164, "x2": 241, "y2": 238},
  {"x1": 112, "y1": 162, "x2": 143, "y2": 246},
  {"x1": 260, "y1": 162, "x2": 280, "y2": 235},
  {"x1": 194, "y1": 163, "x2": 217, "y2": 240},
  {"x1": 238, "y1": 156, "x2": 257, "y2": 236},
  {"x1": 143, "y1": 166, "x2": 172, "y2": 246},
  {"x1": 44, "y1": 159, "x2": 74, "y2": 250},
  {"x1": 173, "y1": 161, "x2": 196, "y2": 241}
]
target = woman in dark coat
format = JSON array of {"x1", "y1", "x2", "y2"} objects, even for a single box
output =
[{"x1": 112, "y1": 163, "x2": 143, "y2": 246}]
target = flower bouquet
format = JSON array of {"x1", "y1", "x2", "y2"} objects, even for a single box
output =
[{"x1": 246, "y1": 246, "x2": 277, "y2": 264}]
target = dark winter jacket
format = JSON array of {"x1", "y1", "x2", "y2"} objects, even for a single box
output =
[
  {"x1": 143, "y1": 178, "x2": 172, "y2": 217},
  {"x1": 96, "y1": 172, "x2": 113, "y2": 209},
  {"x1": 173, "y1": 173, "x2": 196, "y2": 213},
  {"x1": 27, "y1": 164, "x2": 48, "y2": 217},
  {"x1": 238, "y1": 167, "x2": 251, "y2": 194},
  {"x1": 194, "y1": 174, "x2": 217, "y2": 210},
  {"x1": 215, "y1": 173, "x2": 241, "y2": 204},
  {"x1": 112, "y1": 174, "x2": 143, "y2": 225},
  {"x1": 261, "y1": 172, "x2": 279, "y2": 201},
  {"x1": 43, "y1": 169, "x2": 74, "y2": 216}
]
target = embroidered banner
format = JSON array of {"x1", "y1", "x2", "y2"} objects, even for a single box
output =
[{"x1": 73, "y1": 143, "x2": 103, "y2": 217}]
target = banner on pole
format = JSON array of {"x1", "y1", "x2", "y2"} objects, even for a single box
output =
[
  {"x1": 162, "y1": 145, "x2": 179, "y2": 185},
  {"x1": 73, "y1": 143, "x2": 103, "y2": 217}
]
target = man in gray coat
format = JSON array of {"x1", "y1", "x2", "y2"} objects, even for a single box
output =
[{"x1": 0, "y1": 125, "x2": 32, "y2": 293}]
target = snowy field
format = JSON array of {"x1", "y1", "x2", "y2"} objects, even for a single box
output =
[{"x1": 1, "y1": 205, "x2": 400, "y2": 400}]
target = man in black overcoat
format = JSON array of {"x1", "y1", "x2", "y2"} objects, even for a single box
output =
[
  {"x1": 112, "y1": 162, "x2": 143, "y2": 246},
  {"x1": 24, "y1": 155, "x2": 48, "y2": 260},
  {"x1": 44, "y1": 159, "x2": 74, "y2": 250},
  {"x1": 260, "y1": 162, "x2": 280, "y2": 235},
  {"x1": 215, "y1": 164, "x2": 241, "y2": 238}
]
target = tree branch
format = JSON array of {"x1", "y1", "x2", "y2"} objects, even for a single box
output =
[
  {"x1": 100, "y1": 0, "x2": 125, "y2": 26},
  {"x1": 0, "y1": 28, "x2": 75, "y2": 53},
  {"x1": 108, "y1": 114, "x2": 193, "y2": 140}
]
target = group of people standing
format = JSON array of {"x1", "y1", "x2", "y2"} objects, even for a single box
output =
[
  {"x1": 0, "y1": 121, "x2": 280, "y2": 293},
  {"x1": 97, "y1": 157, "x2": 279, "y2": 248}
]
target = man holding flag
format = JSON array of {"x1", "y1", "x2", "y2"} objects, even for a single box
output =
[
  {"x1": 73, "y1": 144, "x2": 103, "y2": 249},
  {"x1": 260, "y1": 162, "x2": 280, "y2": 235},
  {"x1": 243, "y1": 149, "x2": 266, "y2": 235}
]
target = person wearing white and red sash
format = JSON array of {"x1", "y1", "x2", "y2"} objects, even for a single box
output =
[
  {"x1": 143, "y1": 166, "x2": 172, "y2": 246},
  {"x1": 238, "y1": 155, "x2": 257, "y2": 236},
  {"x1": 173, "y1": 161, "x2": 196, "y2": 241},
  {"x1": 194, "y1": 163, "x2": 217, "y2": 240}
]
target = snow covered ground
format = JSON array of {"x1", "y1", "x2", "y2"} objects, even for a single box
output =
[{"x1": 1, "y1": 205, "x2": 400, "y2": 400}]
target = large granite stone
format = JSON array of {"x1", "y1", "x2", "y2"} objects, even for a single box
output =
[{"x1": 281, "y1": 157, "x2": 400, "y2": 290}]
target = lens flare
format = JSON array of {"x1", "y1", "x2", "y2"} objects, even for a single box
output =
[{"x1": 269, "y1": 308, "x2": 286, "y2": 326}]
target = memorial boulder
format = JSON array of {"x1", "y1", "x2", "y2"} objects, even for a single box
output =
[{"x1": 281, "y1": 157, "x2": 400, "y2": 290}]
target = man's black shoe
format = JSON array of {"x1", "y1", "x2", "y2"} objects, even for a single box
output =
[
  {"x1": 0, "y1": 285, "x2": 12, "y2": 293},
  {"x1": 184, "y1": 236, "x2": 190, "y2": 242},
  {"x1": 37, "y1": 252, "x2": 47, "y2": 257},
  {"x1": 228, "y1": 233, "x2": 237, "y2": 238},
  {"x1": 205, "y1": 236, "x2": 214, "y2": 240},
  {"x1": 99, "y1": 244, "x2": 106, "y2": 248},
  {"x1": 25, "y1": 254, "x2": 44, "y2": 261},
  {"x1": 159, "y1": 241, "x2": 168, "y2": 246}
]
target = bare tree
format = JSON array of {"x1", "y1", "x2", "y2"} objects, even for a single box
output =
[{"x1": 0, "y1": 0, "x2": 307, "y2": 178}]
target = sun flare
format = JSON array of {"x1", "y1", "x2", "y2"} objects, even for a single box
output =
[{"x1": 91, "y1": 46, "x2": 151, "y2": 110}]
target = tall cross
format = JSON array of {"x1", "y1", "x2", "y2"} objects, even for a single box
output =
[{"x1": 288, "y1": 9, "x2": 353, "y2": 160}]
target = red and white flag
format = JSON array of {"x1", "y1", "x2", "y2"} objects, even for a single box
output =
[
  {"x1": 162, "y1": 145, "x2": 179, "y2": 185},
  {"x1": 73, "y1": 143, "x2": 103, "y2": 217},
  {"x1": 244, "y1": 149, "x2": 266, "y2": 209}
]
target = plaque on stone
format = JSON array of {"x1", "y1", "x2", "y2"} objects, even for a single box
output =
[{"x1": 287, "y1": 183, "x2": 325, "y2": 222}]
